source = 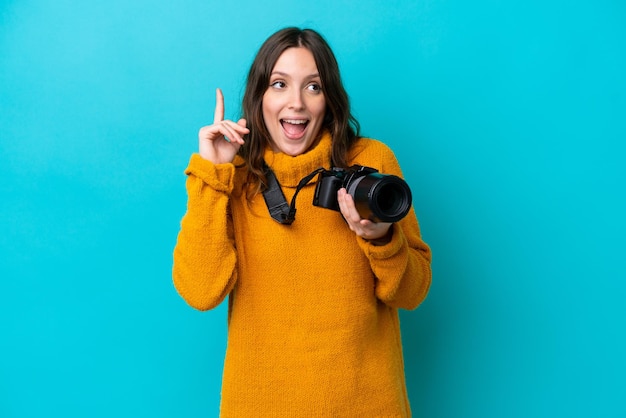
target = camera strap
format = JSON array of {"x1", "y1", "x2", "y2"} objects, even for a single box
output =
[{"x1": 262, "y1": 162, "x2": 325, "y2": 225}]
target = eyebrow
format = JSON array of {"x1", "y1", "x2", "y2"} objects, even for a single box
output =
[{"x1": 270, "y1": 71, "x2": 321, "y2": 79}]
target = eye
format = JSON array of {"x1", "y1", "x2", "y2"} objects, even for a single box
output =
[
  {"x1": 306, "y1": 83, "x2": 322, "y2": 93},
  {"x1": 270, "y1": 80, "x2": 286, "y2": 89}
]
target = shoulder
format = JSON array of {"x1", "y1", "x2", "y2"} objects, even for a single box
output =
[
  {"x1": 347, "y1": 137, "x2": 401, "y2": 173},
  {"x1": 350, "y1": 136, "x2": 391, "y2": 153}
]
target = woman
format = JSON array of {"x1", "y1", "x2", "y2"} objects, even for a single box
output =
[{"x1": 173, "y1": 27, "x2": 432, "y2": 417}]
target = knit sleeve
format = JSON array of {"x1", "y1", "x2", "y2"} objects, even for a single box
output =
[
  {"x1": 172, "y1": 154, "x2": 238, "y2": 311},
  {"x1": 357, "y1": 209, "x2": 432, "y2": 310},
  {"x1": 353, "y1": 140, "x2": 432, "y2": 310}
]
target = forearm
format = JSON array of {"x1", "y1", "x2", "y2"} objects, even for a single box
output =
[
  {"x1": 359, "y1": 216, "x2": 432, "y2": 310},
  {"x1": 172, "y1": 155, "x2": 238, "y2": 311}
]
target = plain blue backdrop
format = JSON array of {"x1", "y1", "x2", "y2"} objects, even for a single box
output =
[{"x1": 1, "y1": 0, "x2": 625, "y2": 417}]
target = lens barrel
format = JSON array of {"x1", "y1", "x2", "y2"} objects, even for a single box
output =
[{"x1": 346, "y1": 173, "x2": 412, "y2": 223}]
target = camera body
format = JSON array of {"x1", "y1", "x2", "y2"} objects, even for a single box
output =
[{"x1": 313, "y1": 165, "x2": 412, "y2": 223}]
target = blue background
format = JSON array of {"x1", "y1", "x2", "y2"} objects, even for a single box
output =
[{"x1": 1, "y1": 0, "x2": 624, "y2": 417}]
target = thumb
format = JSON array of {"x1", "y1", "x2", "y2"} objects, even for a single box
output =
[{"x1": 237, "y1": 118, "x2": 247, "y2": 128}]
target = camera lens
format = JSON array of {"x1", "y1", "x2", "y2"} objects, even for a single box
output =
[
  {"x1": 347, "y1": 174, "x2": 412, "y2": 223},
  {"x1": 375, "y1": 182, "x2": 406, "y2": 213}
]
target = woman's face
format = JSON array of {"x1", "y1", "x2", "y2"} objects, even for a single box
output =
[{"x1": 262, "y1": 47, "x2": 326, "y2": 156}]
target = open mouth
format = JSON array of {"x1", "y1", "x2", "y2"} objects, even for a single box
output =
[{"x1": 280, "y1": 119, "x2": 309, "y2": 139}]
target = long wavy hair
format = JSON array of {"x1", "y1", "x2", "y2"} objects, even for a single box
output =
[{"x1": 239, "y1": 27, "x2": 360, "y2": 195}]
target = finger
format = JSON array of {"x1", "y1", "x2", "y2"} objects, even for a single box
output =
[
  {"x1": 218, "y1": 124, "x2": 240, "y2": 145},
  {"x1": 213, "y1": 88, "x2": 225, "y2": 124},
  {"x1": 201, "y1": 120, "x2": 247, "y2": 143},
  {"x1": 227, "y1": 119, "x2": 249, "y2": 135},
  {"x1": 359, "y1": 219, "x2": 374, "y2": 227},
  {"x1": 337, "y1": 189, "x2": 361, "y2": 224},
  {"x1": 229, "y1": 119, "x2": 249, "y2": 144},
  {"x1": 220, "y1": 121, "x2": 249, "y2": 144}
]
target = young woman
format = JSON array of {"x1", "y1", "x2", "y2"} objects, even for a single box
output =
[{"x1": 173, "y1": 27, "x2": 432, "y2": 417}]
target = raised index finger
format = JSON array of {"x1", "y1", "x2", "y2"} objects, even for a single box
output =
[{"x1": 213, "y1": 88, "x2": 225, "y2": 124}]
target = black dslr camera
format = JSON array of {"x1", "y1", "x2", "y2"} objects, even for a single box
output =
[{"x1": 313, "y1": 165, "x2": 412, "y2": 223}]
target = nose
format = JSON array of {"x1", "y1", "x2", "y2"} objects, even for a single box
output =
[{"x1": 288, "y1": 89, "x2": 305, "y2": 110}]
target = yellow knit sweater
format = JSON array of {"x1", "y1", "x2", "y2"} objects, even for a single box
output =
[{"x1": 173, "y1": 132, "x2": 432, "y2": 417}]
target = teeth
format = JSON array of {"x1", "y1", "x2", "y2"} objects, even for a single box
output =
[{"x1": 282, "y1": 119, "x2": 307, "y2": 125}]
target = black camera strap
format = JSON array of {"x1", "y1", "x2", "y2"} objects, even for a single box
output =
[
  {"x1": 262, "y1": 162, "x2": 325, "y2": 225},
  {"x1": 262, "y1": 162, "x2": 293, "y2": 224}
]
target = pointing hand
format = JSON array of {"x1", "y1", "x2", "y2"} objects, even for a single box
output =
[{"x1": 198, "y1": 88, "x2": 249, "y2": 164}]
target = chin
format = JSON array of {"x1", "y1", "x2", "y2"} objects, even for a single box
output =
[
  {"x1": 281, "y1": 146, "x2": 308, "y2": 157},
  {"x1": 273, "y1": 136, "x2": 311, "y2": 156}
]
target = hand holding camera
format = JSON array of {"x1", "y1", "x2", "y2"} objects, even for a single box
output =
[
  {"x1": 313, "y1": 165, "x2": 412, "y2": 223},
  {"x1": 336, "y1": 188, "x2": 392, "y2": 243},
  {"x1": 313, "y1": 165, "x2": 413, "y2": 242}
]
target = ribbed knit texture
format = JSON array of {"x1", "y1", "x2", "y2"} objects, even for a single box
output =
[{"x1": 173, "y1": 132, "x2": 432, "y2": 417}]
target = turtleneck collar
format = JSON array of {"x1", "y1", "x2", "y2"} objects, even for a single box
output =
[{"x1": 263, "y1": 131, "x2": 332, "y2": 188}]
